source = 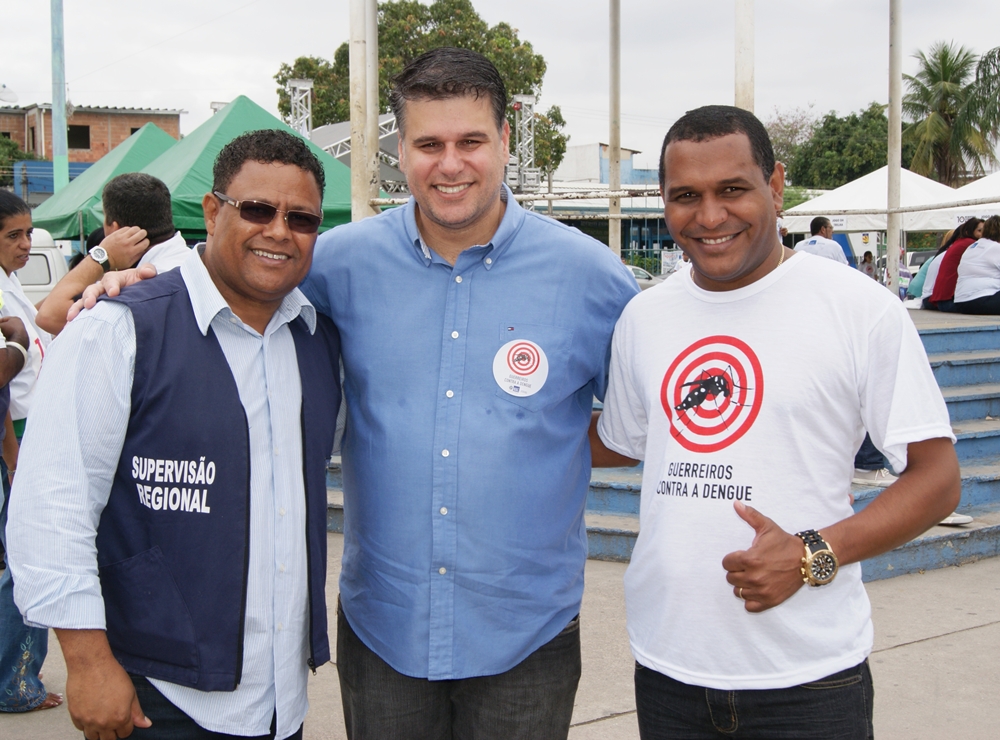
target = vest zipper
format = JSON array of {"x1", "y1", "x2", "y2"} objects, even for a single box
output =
[
  {"x1": 302, "y1": 408, "x2": 317, "y2": 676},
  {"x1": 234, "y1": 409, "x2": 252, "y2": 688}
]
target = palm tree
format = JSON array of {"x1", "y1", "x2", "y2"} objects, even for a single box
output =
[
  {"x1": 975, "y1": 45, "x2": 1000, "y2": 138},
  {"x1": 903, "y1": 41, "x2": 998, "y2": 187}
]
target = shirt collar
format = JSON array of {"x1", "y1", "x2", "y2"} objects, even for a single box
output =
[
  {"x1": 180, "y1": 244, "x2": 317, "y2": 337},
  {"x1": 402, "y1": 184, "x2": 525, "y2": 269}
]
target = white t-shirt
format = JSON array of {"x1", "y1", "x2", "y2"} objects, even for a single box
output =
[
  {"x1": 954, "y1": 238, "x2": 1000, "y2": 303},
  {"x1": 794, "y1": 235, "x2": 849, "y2": 265},
  {"x1": 598, "y1": 252, "x2": 953, "y2": 691},
  {"x1": 921, "y1": 253, "x2": 945, "y2": 300},
  {"x1": 136, "y1": 231, "x2": 191, "y2": 273},
  {"x1": 0, "y1": 270, "x2": 53, "y2": 420}
]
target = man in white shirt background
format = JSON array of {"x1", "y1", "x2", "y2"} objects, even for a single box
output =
[
  {"x1": 35, "y1": 172, "x2": 190, "y2": 336},
  {"x1": 794, "y1": 216, "x2": 849, "y2": 265}
]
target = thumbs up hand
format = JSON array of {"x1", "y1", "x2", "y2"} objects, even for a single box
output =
[{"x1": 721, "y1": 501, "x2": 806, "y2": 613}]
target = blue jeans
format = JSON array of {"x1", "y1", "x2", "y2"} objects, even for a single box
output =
[
  {"x1": 853, "y1": 434, "x2": 886, "y2": 471},
  {"x1": 0, "y1": 457, "x2": 51, "y2": 712},
  {"x1": 336, "y1": 604, "x2": 582, "y2": 740},
  {"x1": 127, "y1": 675, "x2": 302, "y2": 739},
  {"x1": 634, "y1": 660, "x2": 874, "y2": 739}
]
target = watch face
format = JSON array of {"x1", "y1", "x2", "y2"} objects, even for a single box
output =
[
  {"x1": 810, "y1": 552, "x2": 837, "y2": 584},
  {"x1": 91, "y1": 247, "x2": 108, "y2": 263}
]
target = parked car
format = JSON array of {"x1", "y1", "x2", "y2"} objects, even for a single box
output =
[
  {"x1": 18, "y1": 228, "x2": 69, "y2": 306},
  {"x1": 629, "y1": 265, "x2": 665, "y2": 291}
]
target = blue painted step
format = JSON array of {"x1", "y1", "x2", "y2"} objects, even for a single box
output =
[
  {"x1": 918, "y1": 324, "x2": 1000, "y2": 354},
  {"x1": 940, "y1": 383, "x2": 1000, "y2": 422},
  {"x1": 929, "y1": 350, "x2": 1000, "y2": 387}
]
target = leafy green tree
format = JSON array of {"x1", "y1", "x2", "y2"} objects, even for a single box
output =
[
  {"x1": 533, "y1": 105, "x2": 568, "y2": 176},
  {"x1": 903, "y1": 41, "x2": 998, "y2": 186},
  {"x1": 275, "y1": 0, "x2": 567, "y2": 171},
  {"x1": 788, "y1": 102, "x2": 914, "y2": 189},
  {"x1": 0, "y1": 137, "x2": 37, "y2": 188}
]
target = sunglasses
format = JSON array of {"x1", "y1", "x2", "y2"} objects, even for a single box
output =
[{"x1": 214, "y1": 191, "x2": 323, "y2": 234}]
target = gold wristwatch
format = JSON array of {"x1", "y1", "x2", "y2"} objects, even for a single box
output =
[{"x1": 795, "y1": 529, "x2": 839, "y2": 586}]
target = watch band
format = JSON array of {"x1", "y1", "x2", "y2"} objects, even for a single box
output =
[
  {"x1": 795, "y1": 529, "x2": 829, "y2": 552},
  {"x1": 795, "y1": 528, "x2": 838, "y2": 587}
]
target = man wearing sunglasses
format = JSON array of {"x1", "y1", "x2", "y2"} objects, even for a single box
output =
[{"x1": 7, "y1": 129, "x2": 340, "y2": 740}]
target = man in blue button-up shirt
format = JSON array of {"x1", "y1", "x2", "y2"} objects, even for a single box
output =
[{"x1": 302, "y1": 48, "x2": 639, "y2": 739}]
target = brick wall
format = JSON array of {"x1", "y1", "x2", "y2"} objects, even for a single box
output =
[
  {"x1": 0, "y1": 111, "x2": 27, "y2": 151},
  {"x1": 18, "y1": 109, "x2": 181, "y2": 162}
]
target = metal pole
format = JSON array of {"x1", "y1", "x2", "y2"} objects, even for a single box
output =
[
  {"x1": 886, "y1": 0, "x2": 902, "y2": 295},
  {"x1": 51, "y1": 0, "x2": 69, "y2": 191},
  {"x1": 734, "y1": 0, "x2": 754, "y2": 112},
  {"x1": 366, "y1": 0, "x2": 381, "y2": 209},
  {"x1": 609, "y1": 0, "x2": 622, "y2": 257},
  {"x1": 349, "y1": 0, "x2": 376, "y2": 220}
]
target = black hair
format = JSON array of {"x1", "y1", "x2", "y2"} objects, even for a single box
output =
[
  {"x1": 0, "y1": 190, "x2": 31, "y2": 231},
  {"x1": 102, "y1": 173, "x2": 175, "y2": 244},
  {"x1": 983, "y1": 215, "x2": 1000, "y2": 242},
  {"x1": 389, "y1": 47, "x2": 508, "y2": 134},
  {"x1": 810, "y1": 217, "x2": 832, "y2": 236},
  {"x1": 85, "y1": 226, "x2": 105, "y2": 253},
  {"x1": 659, "y1": 105, "x2": 776, "y2": 190},
  {"x1": 212, "y1": 129, "x2": 325, "y2": 199}
]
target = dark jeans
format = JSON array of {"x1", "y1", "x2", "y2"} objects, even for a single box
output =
[
  {"x1": 955, "y1": 291, "x2": 1000, "y2": 315},
  {"x1": 126, "y1": 675, "x2": 302, "y2": 740},
  {"x1": 853, "y1": 434, "x2": 886, "y2": 471},
  {"x1": 336, "y1": 605, "x2": 582, "y2": 740},
  {"x1": 0, "y1": 457, "x2": 50, "y2": 712},
  {"x1": 634, "y1": 660, "x2": 874, "y2": 740}
]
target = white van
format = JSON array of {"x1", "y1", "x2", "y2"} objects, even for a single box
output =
[{"x1": 18, "y1": 228, "x2": 69, "y2": 307}]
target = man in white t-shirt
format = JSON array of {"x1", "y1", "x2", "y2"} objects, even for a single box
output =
[
  {"x1": 794, "y1": 216, "x2": 849, "y2": 265},
  {"x1": 595, "y1": 105, "x2": 961, "y2": 739},
  {"x1": 35, "y1": 172, "x2": 190, "y2": 335}
]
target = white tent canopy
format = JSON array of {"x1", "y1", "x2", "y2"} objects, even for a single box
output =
[
  {"x1": 931, "y1": 171, "x2": 1000, "y2": 225},
  {"x1": 785, "y1": 166, "x2": 957, "y2": 232}
]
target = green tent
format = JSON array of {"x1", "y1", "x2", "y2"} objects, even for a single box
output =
[
  {"x1": 30, "y1": 123, "x2": 177, "y2": 239},
  {"x1": 141, "y1": 96, "x2": 352, "y2": 239}
]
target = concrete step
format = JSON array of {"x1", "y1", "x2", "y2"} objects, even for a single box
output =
[
  {"x1": 853, "y1": 457, "x2": 1000, "y2": 513},
  {"x1": 953, "y1": 417, "x2": 1000, "y2": 461},
  {"x1": 928, "y1": 349, "x2": 1000, "y2": 387},
  {"x1": 578, "y1": 503, "x2": 1000, "y2": 582},
  {"x1": 940, "y1": 382, "x2": 1000, "y2": 421},
  {"x1": 918, "y1": 323, "x2": 1000, "y2": 354}
]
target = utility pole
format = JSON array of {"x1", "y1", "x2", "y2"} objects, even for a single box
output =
[
  {"x1": 349, "y1": 0, "x2": 377, "y2": 220},
  {"x1": 366, "y1": 0, "x2": 381, "y2": 208},
  {"x1": 734, "y1": 0, "x2": 754, "y2": 112},
  {"x1": 886, "y1": 0, "x2": 902, "y2": 295},
  {"x1": 51, "y1": 0, "x2": 69, "y2": 192},
  {"x1": 609, "y1": 0, "x2": 622, "y2": 257}
]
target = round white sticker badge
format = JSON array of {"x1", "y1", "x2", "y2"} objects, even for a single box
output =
[{"x1": 493, "y1": 339, "x2": 549, "y2": 397}]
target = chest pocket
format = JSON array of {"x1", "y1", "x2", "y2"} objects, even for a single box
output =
[{"x1": 492, "y1": 322, "x2": 578, "y2": 412}]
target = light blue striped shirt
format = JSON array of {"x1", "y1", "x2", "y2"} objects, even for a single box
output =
[{"x1": 7, "y1": 247, "x2": 315, "y2": 739}]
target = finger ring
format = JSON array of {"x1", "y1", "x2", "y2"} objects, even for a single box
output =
[{"x1": 738, "y1": 587, "x2": 744, "y2": 600}]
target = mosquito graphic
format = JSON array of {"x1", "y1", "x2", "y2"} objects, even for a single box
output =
[{"x1": 672, "y1": 365, "x2": 753, "y2": 436}]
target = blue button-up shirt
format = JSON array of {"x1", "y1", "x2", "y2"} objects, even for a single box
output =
[{"x1": 302, "y1": 187, "x2": 638, "y2": 680}]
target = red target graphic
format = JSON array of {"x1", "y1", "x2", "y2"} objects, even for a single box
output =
[
  {"x1": 507, "y1": 342, "x2": 541, "y2": 376},
  {"x1": 660, "y1": 336, "x2": 763, "y2": 453}
]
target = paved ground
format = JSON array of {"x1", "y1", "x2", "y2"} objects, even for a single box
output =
[{"x1": 5, "y1": 534, "x2": 1000, "y2": 739}]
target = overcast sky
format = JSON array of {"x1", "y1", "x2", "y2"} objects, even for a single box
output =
[{"x1": 4, "y1": 0, "x2": 999, "y2": 169}]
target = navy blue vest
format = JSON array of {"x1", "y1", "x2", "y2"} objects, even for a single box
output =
[{"x1": 97, "y1": 268, "x2": 340, "y2": 691}]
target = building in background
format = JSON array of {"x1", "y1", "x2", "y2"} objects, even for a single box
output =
[
  {"x1": 553, "y1": 143, "x2": 659, "y2": 186},
  {"x1": 0, "y1": 104, "x2": 182, "y2": 164}
]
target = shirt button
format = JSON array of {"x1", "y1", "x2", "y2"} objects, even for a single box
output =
[
  {"x1": 439, "y1": 567, "x2": 447, "y2": 575},
  {"x1": 277, "y1": 622, "x2": 284, "y2": 631},
  {"x1": 455, "y1": 275, "x2": 463, "y2": 283},
  {"x1": 441, "y1": 449, "x2": 450, "y2": 457},
  {"x1": 278, "y1": 508, "x2": 286, "y2": 516},
  {"x1": 485, "y1": 257, "x2": 493, "y2": 265},
  {"x1": 451, "y1": 330, "x2": 459, "y2": 339},
  {"x1": 440, "y1": 507, "x2": 448, "y2": 515},
  {"x1": 279, "y1": 563, "x2": 286, "y2": 573},
  {"x1": 446, "y1": 390, "x2": 454, "y2": 398}
]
